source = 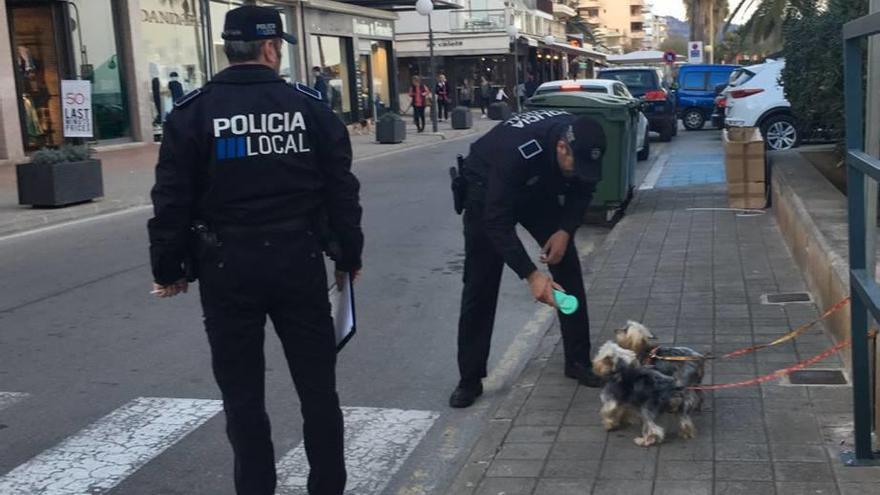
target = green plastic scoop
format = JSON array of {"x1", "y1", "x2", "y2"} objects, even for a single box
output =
[{"x1": 553, "y1": 289, "x2": 579, "y2": 315}]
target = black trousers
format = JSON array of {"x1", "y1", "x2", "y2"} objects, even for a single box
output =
[
  {"x1": 457, "y1": 197, "x2": 592, "y2": 386},
  {"x1": 198, "y1": 230, "x2": 345, "y2": 495},
  {"x1": 413, "y1": 106, "x2": 426, "y2": 131},
  {"x1": 437, "y1": 100, "x2": 449, "y2": 120}
]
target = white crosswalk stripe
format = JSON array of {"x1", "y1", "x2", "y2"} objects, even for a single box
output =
[
  {"x1": 0, "y1": 392, "x2": 29, "y2": 411},
  {"x1": 0, "y1": 397, "x2": 222, "y2": 495},
  {"x1": 276, "y1": 407, "x2": 439, "y2": 495}
]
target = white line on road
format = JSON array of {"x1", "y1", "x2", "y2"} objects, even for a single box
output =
[
  {"x1": 0, "y1": 205, "x2": 153, "y2": 244},
  {"x1": 638, "y1": 155, "x2": 668, "y2": 191},
  {"x1": 0, "y1": 397, "x2": 222, "y2": 495},
  {"x1": 276, "y1": 407, "x2": 439, "y2": 495},
  {"x1": 0, "y1": 392, "x2": 29, "y2": 411}
]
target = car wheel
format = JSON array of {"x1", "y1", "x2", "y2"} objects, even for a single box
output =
[
  {"x1": 637, "y1": 128, "x2": 650, "y2": 161},
  {"x1": 683, "y1": 109, "x2": 706, "y2": 130},
  {"x1": 761, "y1": 114, "x2": 799, "y2": 151}
]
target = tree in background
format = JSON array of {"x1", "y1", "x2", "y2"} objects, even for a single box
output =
[
  {"x1": 660, "y1": 34, "x2": 688, "y2": 56},
  {"x1": 684, "y1": 0, "x2": 730, "y2": 47},
  {"x1": 737, "y1": 0, "x2": 819, "y2": 51},
  {"x1": 780, "y1": 0, "x2": 868, "y2": 143}
]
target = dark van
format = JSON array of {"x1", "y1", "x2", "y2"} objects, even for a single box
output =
[{"x1": 675, "y1": 64, "x2": 740, "y2": 130}]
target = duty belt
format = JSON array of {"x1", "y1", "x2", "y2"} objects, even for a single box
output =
[{"x1": 213, "y1": 217, "x2": 312, "y2": 237}]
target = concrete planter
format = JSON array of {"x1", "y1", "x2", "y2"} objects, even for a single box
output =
[
  {"x1": 376, "y1": 115, "x2": 406, "y2": 144},
  {"x1": 488, "y1": 102, "x2": 511, "y2": 121},
  {"x1": 16, "y1": 159, "x2": 104, "y2": 207},
  {"x1": 451, "y1": 107, "x2": 472, "y2": 129}
]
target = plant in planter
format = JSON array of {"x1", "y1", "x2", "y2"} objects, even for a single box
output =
[{"x1": 16, "y1": 144, "x2": 104, "y2": 207}]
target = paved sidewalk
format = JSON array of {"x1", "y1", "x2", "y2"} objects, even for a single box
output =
[
  {"x1": 451, "y1": 134, "x2": 880, "y2": 495},
  {"x1": 0, "y1": 112, "x2": 494, "y2": 237}
]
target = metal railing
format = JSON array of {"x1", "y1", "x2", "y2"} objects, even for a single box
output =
[
  {"x1": 448, "y1": 9, "x2": 507, "y2": 33},
  {"x1": 844, "y1": 10, "x2": 880, "y2": 465}
]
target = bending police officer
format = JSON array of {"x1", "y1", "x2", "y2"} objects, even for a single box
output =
[
  {"x1": 450, "y1": 110, "x2": 606, "y2": 408},
  {"x1": 147, "y1": 6, "x2": 362, "y2": 495}
]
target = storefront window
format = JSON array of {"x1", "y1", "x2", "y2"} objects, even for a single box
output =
[
  {"x1": 70, "y1": 0, "x2": 130, "y2": 142},
  {"x1": 140, "y1": 0, "x2": 208, "y2": 126},
  {"x1": 210, "y1": 1, "x2": 294, "y2": 81},
  {"x1": 370, "y1": 41, "x2": 391, "y2": 116},
  {"x1": 10, "y1": 6, "x2": 64, "y2": 151},
  {"x1": 310, "y1": 35, "x2": 352, "y2": 120}
]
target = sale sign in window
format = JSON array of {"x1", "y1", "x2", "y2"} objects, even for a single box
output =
[{"x1": 61, "y1": 80, "x2": 93, "y2": 138}]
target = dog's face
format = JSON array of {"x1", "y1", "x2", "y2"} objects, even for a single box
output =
[
  {"x1": 592, "y1": 341, "x2": 638, "y2": 378},
  {"x1": 614, "y1": 320, "x2": 655, "y2": 356}
]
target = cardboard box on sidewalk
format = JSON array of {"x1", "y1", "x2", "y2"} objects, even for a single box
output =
[{"x1": 723, "y1": 127, "x2": 766, "y2": 209}]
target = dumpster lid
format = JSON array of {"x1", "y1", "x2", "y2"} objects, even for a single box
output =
[{"x1": 526, "y1": 92, "x2": 639, "y2": 110}]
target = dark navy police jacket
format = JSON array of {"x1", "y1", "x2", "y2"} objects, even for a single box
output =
[
  {"x1": 148, "y1": 64, "x2": 363, "y2": 285},
  {"x1": 464, "y1": 110, "x2": 600, "y2": 280}
]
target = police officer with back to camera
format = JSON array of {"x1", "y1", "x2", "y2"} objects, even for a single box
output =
[
  {"x1": 147, "y1": 6, "x2": 362, "y2": 495},
  {"x1": 448, "y1": 110, "x2": 607, "y2": 408}
]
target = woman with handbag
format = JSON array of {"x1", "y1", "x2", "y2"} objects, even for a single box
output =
[{"x1": 408, "y1": 75, "x2": 430, "y2": 133}]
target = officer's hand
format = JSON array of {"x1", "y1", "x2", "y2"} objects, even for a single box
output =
[
  {"x1": 527, "y1": 271, "x2": 561, "y2": 308},
  {"x1": 335, "y1": 270, "x2": 362, "y2": 291},
  {"x1": 540, "y1": 230, "x2": 570, "y2": 265},
  {"x1": 151, "y1": 279, "x2": 188, "y2": 298}
]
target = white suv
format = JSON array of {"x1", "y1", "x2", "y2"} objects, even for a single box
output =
[{"x1": 724, "y1": 60, "x2": 799, "y2": 151}]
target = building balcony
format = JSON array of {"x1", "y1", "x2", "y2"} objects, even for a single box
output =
[
  {"x1": 448, "y1": 9, "x2": 507, "y2": 33},
  {"x1": 553, "y1": 1, "x2": 577, "y2": 19}
]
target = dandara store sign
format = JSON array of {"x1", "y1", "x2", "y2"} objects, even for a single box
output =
[{"x1": 141, "y1": 8, "x2": 199, "y2": 26}]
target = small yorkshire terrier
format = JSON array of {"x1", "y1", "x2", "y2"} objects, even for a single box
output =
[
  {"x1": 592, "y1": 341, "x2": 699, "y2": 447},
  {"x1": 615, "y1": 321, "x2": 706, "y2": 402}
]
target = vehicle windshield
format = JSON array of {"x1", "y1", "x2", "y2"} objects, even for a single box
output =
[
  {"x1": 534, "y1": 86, "x2": 608, "y2": 96},
  {"x1": 597, "y1": 71, "x2": 657, "y2": 94}
]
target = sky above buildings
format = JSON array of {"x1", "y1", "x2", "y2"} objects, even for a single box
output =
[{"x1": 651, "y1": 0, "x2": 758, "y2": 24}]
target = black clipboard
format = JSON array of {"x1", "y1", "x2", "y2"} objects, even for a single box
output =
[{"x1": 333, "y1": 273, "x2": 357, "y2": 352}]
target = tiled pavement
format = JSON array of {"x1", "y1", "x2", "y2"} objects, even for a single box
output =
[{"x1": 451, "y1": 141, "x2": 880, "y2": 494}]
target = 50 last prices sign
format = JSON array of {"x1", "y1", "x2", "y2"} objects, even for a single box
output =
[{"x1": 61, "y1": 80, "x2": 93, "y2": 138}]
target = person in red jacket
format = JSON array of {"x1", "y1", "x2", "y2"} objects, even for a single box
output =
[{"x1": 408, "y1": 75, "x2": 430, "y2": 133}]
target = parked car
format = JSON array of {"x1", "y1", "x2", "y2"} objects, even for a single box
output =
[
  {"x1": 533, "y1": 79, "x2": 651, "y2": 161},
  {"x1": 597, "y1": 67, "x2": 677, "y2": 142},
  {"x1": 724, "y1": 60, "x2": 800, "y2": 151},
  {"x1": 675, "y1": 64, "x2": 740, "y2": 131}
]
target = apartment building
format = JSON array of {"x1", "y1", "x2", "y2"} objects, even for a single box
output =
[
  {"x1": 577, "y1": 0, "x2": 646, "y2": 53},
  {"x1": 642, "y1": 4, "x2": 669, "y2": 50}
]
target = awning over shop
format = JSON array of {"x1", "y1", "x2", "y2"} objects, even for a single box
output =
[
  {"x1": 518, "y1": 35, "x2": 607, "y2": 63},
  {"x1": 607, "y1": 50, "x2": 685, "y2": 65},
  {"x1": 336, "y1": 0, "x2": 462, "y2": 11}
]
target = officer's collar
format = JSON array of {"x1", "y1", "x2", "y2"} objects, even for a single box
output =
[{"x1": 211, "y1": 64, "x2": 283, "y2": 84}]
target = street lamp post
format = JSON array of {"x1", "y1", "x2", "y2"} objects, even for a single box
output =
[
  {"x1": 507, "y1": 24, "x2": 520, "y2": 113},
  {"x1": 416, "y1": 0, "x2": 439, "y2": 133},
  {"x1": 544, "y1": 34, "x2": 556, "y2": 81}
]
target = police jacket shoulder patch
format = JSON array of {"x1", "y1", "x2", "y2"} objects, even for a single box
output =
[
  {"x1": 518, "y1": 139, "x2": 543, "y2": 160},
  {"x1": 174, "y1": 88, "x2": 203, "y2": 108},
  {"x1": 295, "y1": 82, "x2": 322, "y2": 101}
]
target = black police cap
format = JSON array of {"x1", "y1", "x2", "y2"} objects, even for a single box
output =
[
  {"x1": 568, "y1": 116, "x2": 607, "y2": 180},
  {"x1": 222, "y1": 5, "x2": 297, "y2": 44}
]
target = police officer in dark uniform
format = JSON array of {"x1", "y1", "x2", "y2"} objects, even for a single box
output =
[
  {"x1": 449, "y1": 110, "x2": 606, "y2": 408},
  {"x1": 147, "y1": 6, "x2": 362, "y2": 495}
]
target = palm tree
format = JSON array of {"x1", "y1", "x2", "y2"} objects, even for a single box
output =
[
  {"x1": 733, "y1": 0, "x2": 819, "y2": 49},
  {"x1": 684, "y1": 0, "x2": 730, "y2": 42}
]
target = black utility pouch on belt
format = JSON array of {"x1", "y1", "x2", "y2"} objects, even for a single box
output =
[
  {"x1": 187, "y1": 220, "x2": 220, "y2": 281},
  {"x1": 450, "y1": 154, "x2": 468, "y2": 215}
]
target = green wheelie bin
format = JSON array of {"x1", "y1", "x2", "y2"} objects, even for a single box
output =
[{"x1": 525, "y1": 92, "x2": 640, "y2": 223}]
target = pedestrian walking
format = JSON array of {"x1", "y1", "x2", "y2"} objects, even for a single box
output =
[
  {"x1": 409, "y1": 75, "x2": 430, "y2": 132},
  {"x1": 459, "y1": 78, "x2": 473, "y2": 109},
  {"x1": 478, "y1": 76, "x2": 491, "y2": 118},
  {"x1": 312, "y1": 65, "x2": 329, "y2": 102},
  {"x1": 435, "y1": 74, "x2": 450, "y2": 121},
  {"x1": 168, "y1": 71, "x2": 184, "y2": 104},
  {"x1": 448, "y1": 110, "x2": 607, "y2": 408},
  {"x1": 147, "y1": 6, "x2": 363, "y2": 494}
]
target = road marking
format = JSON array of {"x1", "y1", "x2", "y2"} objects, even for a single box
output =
[
  {"x1": 638, "y1": 155, "x2": 668, "y2": 191},
  {"x1": 0, "y1": 392, "x2": 29, "y2": 411},
  {"x1": 276, "y1": 407, "x2": 439, "y2": 494},
  {"x1": 0, "y1": 397, "x2": 222, "y2": 495},
  {"x1": 0, "y1": 205, "x2": 153, "y2": 244}
]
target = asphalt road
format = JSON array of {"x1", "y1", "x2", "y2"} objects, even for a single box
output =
[{"x1": 0, "y1": 131, "x2": 661, "y2": 495}]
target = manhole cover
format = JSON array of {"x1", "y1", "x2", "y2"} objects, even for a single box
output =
[
  {"x1": 762, "y1": 292, "x2": 813, "y2": 305},
  {"x1": 788, "y1": 369, "x2": 848, "y2": 385}
]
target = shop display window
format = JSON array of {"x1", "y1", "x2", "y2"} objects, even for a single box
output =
[
  {"x1": 10, "y1": 6, "x2": 64, "y2": 151},
  {"x1": 310, "y1": 35, "x2": 353, "y2": 121}
]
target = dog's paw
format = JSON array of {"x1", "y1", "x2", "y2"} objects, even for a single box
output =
[
  {"x1": 602, "y1": 419, "x2": 620, "y2": 431},
  {"x1": 634, "y1": 434, "x2": 660, "y2": 447}
]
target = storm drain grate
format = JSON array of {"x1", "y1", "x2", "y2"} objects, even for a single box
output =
[
  {"x1": 761, "y1": 292, "x2": 814, "y2": 305},
  {"x1": 785, "y1": 369, "x2": 849, "y2": 386}
]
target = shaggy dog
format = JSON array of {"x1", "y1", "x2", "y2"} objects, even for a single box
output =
[
  {"x1": 592, "y1": 341, "x2": 699, "y2": 447},
  {"x1": 615, "y1": 320, "x2": 706, "y2": 410}
]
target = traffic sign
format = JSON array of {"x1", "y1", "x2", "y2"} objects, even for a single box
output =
[
  {"x1": 663, "y1": 51, "x2": 677, "y2": 64},
  {"x1": 688, "y1": 41, "x2": 704, "y2": 64}
]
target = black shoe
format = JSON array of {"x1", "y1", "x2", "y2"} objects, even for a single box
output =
[
  {"x1": 565, "y1": 362, "x2": 603, "y2": 388},
  {"x1": 449, "y1": 382, "x2": 483, "y2": 408}
]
